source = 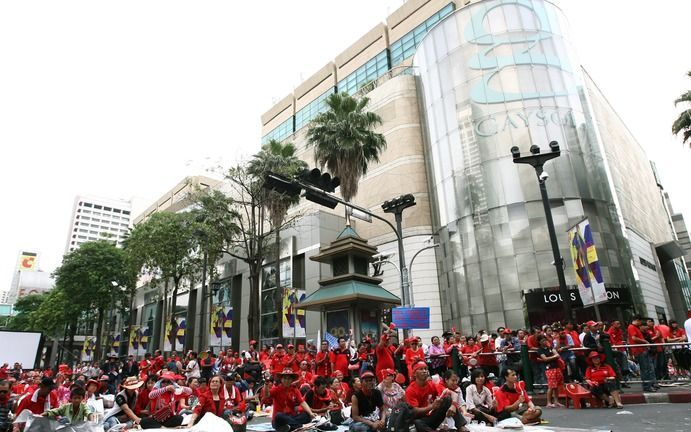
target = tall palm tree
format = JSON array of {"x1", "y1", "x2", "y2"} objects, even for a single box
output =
[
  {"x1": 306, "y1": 92, "x2": 387, "y2": 224},
  {"x1": 672, "y1": 71, "x2": 691, "y2": 148},
  {"x1": 247, "y1": 140, "x2": 307, "y2": 342}
]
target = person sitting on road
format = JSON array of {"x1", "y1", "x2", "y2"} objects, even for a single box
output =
[
  {"x1": 102, "y1": 376, "x2": 144, "y2": 431},
  {"x1": 405, "y1": 361, "x2": 452, "y2": 432},
  {"x1": 349, "y1": 371, "x2": 386, "y2": 432},
  {"x1": 584, "y1": 352, "x2": 623, "y2": 409},
  {"x1": 494, "y1": 369, "x2": 542, "y2": 425},
  {"x1": 465, "y1": 368, "x2": 497, "y2": 425},
  {"x1": 42, "y1": 385, "x2": 92, "y2": 424},
  {"x1": 270, "y1": 368, "x2": 317, "y2": 432},
  {"x1": 140, "y1": 373, "x2": 192, "y2": 429},
  {"x1": 438, "y1": 371, "x2": 470, "y2": 432}
]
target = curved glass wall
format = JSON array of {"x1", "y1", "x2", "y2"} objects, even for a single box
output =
[{"x1": 413, "y1": 0, "x2": 639, "y2": 331}]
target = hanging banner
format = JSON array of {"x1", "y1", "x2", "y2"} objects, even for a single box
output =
[
  {"x1": 138, "y1": 326, "x2": 151, "y2": 357},
  {"x1": 164, "y1": 317, "x2": 186, "y2": 352},
  {"x1": 282, "y1": 288, "x2": 306, "y2": 339},
  {"x1": 128, "y1": 325, "x2": 140, "y2": 357},
  {"x1": 81, "y1": 336, "x2": 96, "y2": 362},
  {"x1": 209, "y1": 306, "x2": 232, "y2": 348},
  {"x1": 568, "y1": 218, "x2": 608, "y2": 306},
  {"x1": 108, "y1": 334, "x2": 120, "y2": 357}
]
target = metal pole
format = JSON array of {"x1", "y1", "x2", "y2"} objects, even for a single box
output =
[
  {"x1": 394, "y1": 212, "x2": 410, "y2": 308},
  {"x1": 293, "y1": 288, "x2": 297, "y2": 347},
  {"x1": 537, "y1": 171, "x2": 572, "y2": 319},
  {"x1": 198, "y1": 251, "x2": 208, "y2": 351},
  {"x1": 408, "y1": 244, "x2": 439, "y2": 306}
]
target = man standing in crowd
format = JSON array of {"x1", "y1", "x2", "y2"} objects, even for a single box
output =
[
  {"x1": 628, "y1": 316, "x2": 658, "y2": 392},
  {"x1": 331, "y1": 338, "x2": 351, "y2": 380}
]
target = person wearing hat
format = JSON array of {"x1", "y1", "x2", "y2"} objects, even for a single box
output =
[
  {"x1": 405, "y1": 361, "x2": 452, "y2": 432},
  {"x1": 269, "y1": 369, "x2": 317, "y2": 432},
  {"x1": 404, "y1": 338, "x2": 425, "y2": 382},
  {"x1": 139, "y1": 373, "x2": 192, "y2": 429},
  {"x1": 271, "y1": 344, "x2": 287, "y2": 377},
  {"x1": 350, "y1": 370, "x2": 386, "y2": 432},
  {"x1": 102, "y1": 376, "x2": 144, "y2": 430},
  {"x1": 536, "y1": 335, "x2": 564, "y2": 408},
  {"x1": 477, "y1": 334, "x2": 498, "y2": 377},
  {"x1": 376, "y1": 368, "x2": 404, "y2": 416},
  {"x1": 283, "y1": 345, "x2": 299, "y2": 372},
  {"x1": 584, "y1": 351, "x2": 623, "y2": 408},
  {"x1": 582, "y1": 321, "x2": 601, "y2": 352}
]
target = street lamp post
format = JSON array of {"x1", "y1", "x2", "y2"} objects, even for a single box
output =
[
  {"x1": 408, "y1": 242, "x2": 440, "y2": 306},
  {"x1": 511, "y1": 141, "x2": 572, "y2": 320},
  {"x1": 382, "y1": 194, "x2": 416, "y2": 309}
]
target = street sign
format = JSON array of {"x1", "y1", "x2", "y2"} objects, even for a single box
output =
[{"x1": 392, "y1": 307, "x2": 430, "y2": 329}]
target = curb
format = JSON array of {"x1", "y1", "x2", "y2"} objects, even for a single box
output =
[{"x1": 532, "y1": 391, "x2": 691, "y2": 406}]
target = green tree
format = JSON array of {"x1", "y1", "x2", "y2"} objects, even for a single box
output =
[
  {"x1": 53, "y1": 240, "x2": 129, "y2": 360},
  {"x1": 248, "y1": 140, "x2": 307, "y2": 339},
  {"x1": 306, "y1": 92, "x2": 387, "y2": 223},
  {"x1": 126, "y1": 211, "x2": 200, "y2": 352},
  {"x1": 672, "y1": 71, "x2": 691, "y2": 147},
  {"x1": 6, "y1": 294, "x2": 45, "y2": 331}
]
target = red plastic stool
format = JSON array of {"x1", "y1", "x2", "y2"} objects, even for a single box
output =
[{"x1": 564, "y1": 383, "x2": 601, "y2": 409}]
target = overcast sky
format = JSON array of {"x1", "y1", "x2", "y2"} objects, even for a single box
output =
[{"x1": 1, "y1": 0, "x2": 690, "y2": 290}]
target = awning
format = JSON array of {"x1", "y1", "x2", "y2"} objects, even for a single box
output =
[
  {"x1": 297, "y1": 280, "x2": 401, "y2": 311},
  {"x1": 655, "y1": 241, "x2": 684, "y2": 262}
]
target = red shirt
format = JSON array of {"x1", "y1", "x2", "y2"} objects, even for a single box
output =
[
  {"x1": 271, "y1": 354, "x2": 286, "y2": 374},
  {"x1": 269, "y1": 384, "x2": 304, "y2": 420},
  {"x1": 405, "y1": 348, "x2": 425, "y2": 368},
  {"x1": 585, "y1": 364, "x2": 616, "y2": 385},
  {"x1": 670, "y1": 327, "x2": 686, "y2": 341},
  {"x1": 494, "y1": 382, "x2": 531, "y2": 413},
  {"x1": 16, "y1": 390, "x2": 59, "y2": 415},
  {"x1": 405, "y1": 380, "x2": 438, "y2": 417},
  {"x1": 0, "y1": 367, "x2": 7, "y2": 380},
  {"x1": 478, "y1": 341, "x2": 497, "y2": 366},
  {"x1": 460, "y1": 344, "x2": 481, "y2": 366},
  {"x1": 315, "y1": 351, "x2": 331, "y2": 377},
  {"x1": 627, "y1": 324, "x2": 646, "y2": 356},
  {"x1": 606, "y1": 327, "x2": 625, "y2": 351},
  {"x1": 306, "y1": 387, "x2": 334, "y2": 411},
  {"x1": 375, "y1": 335, "x2": 395, "y2": 377},
  {"x1": 194, "y1": 386, "x2": 245, "y2": 418},
  {"x1": 568, "y1": 330, "x2": 584, "y2": 356},
  {"x1": 297, "y1": 370, "x2": 314, "y2": 386},
  {"x1": 330, "y1": 349, "x2": 350, "y2": 378}
]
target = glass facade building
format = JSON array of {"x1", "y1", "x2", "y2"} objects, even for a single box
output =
[{"x1": 414, "y1": 0, "x2": 642, "y2": 331}]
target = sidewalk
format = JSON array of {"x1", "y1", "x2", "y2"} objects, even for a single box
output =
[{"x1": 531, "y1": 382, "x2": 691, "y2": 406}]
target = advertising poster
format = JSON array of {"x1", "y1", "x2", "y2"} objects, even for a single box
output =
[
  {"x1": 164, "y1": 317, "x2": 186, "y2": 352},
  {"x1": 568, "y1": 218, "x2": 608, "y2": 306},
  {"x1": 81, "y1": 336, "x2": 96, "y2": 362},
  {"x1": 108, "y1": 334, "x2": 120, "y2": 357},
  {"x1": 128, "y1": 325, "x2": 140, "y2": 357},
  {"x1": 138, "y1": 326, "x2": 150, "y2": 356},
  {"x1": 282, "y1": 288, "x2": 306, "y2": 339},
  {"x1": 210, "y1": 306, "x2": 233, "y2": 348}
]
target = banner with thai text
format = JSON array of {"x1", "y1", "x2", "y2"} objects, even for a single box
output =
[{"x1": 568, "y1": 218, "x2": 608, "y2": 306}]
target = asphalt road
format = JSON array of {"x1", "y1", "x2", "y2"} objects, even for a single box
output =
[{"x1": 541, "y1": 403, "x2": 691, "y2": 432}]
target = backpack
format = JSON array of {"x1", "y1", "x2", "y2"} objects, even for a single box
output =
[{"x1": 387, "y1": 401, "x2": 414, "y2": 432}]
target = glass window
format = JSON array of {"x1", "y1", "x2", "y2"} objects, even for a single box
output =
[
  {"x1": 337, "y1": 50, "x2": 389, "y2": 96},
  {"x1": 261, "y1": 116, "x2": 295, "y2": 144},
  {"x1": 390, "y1": 3, "x2": 455, "y2": 66},
  {"x1": 295, "y1": 87, "x2": 335, "y2": 131}
]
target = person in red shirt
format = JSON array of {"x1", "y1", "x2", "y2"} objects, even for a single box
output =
[
  {"x1": 584, "y1": 352, "x2": 623, "y2": 408},
  {"x1": 375, "y1": 332, "x2": 395, "y2": 380},
  {"x1": 315, "y1": 341, "x2": 332, "y2": 378},
  {"x1": 460, "y1": 337, "x2": 481, "y2": 369},
  {"x1": 648, "y1": 318, "x2": 668, "y2": 381},
  {"x1": 605, "y1": 320, "x2": 631, "y2": 385},
  {"x1": 0, "y1": 364, "x2": 8, "y2": 380},
  {"x1": 477, "y1": 335, "x2": 498, "y2": 376},
  {"x1": 150, "y1": 350, "x2": 165, "y2": 376},
  {"x1": 404, "y1": 339, "x2": 425, "y2": 380},
  {"x1": 304, "y1": 376, "x2": 337, "y2": 417},
  {"x1": 134, "y1": 376, "x2": 156, "y2": 417},
  {"x1": 494, "y1": 369, "x2": 541, "y2": 424},
  {"x1": 140, "y1": 373, "x2": 192, "y2": 429},
  {"x1": 330, "y1": 338, "x2": 351, "y2": 380},
  {"x1": 269, "y1": 369, "x2": 316, "y2": 432},
  {"x1": 404, "y1": 361, "x2": 451, "y2": 432},
  {"x1": 296, "y1": 361, "x2": 314, "y2": 390},
  {"x1": 668, "y1": 320, "x2": 689, "y2": 372},
  {"x1": 14, "y1": 377, "x2": 59, "y2": 431},
  {"x1": 628, "y1": 316, "x2": 657, "y2": 392},
  {"x1": 188, "y1": 374, "x2": 244, "y2": 425},
  {"x1": 271, "y1": 345, "x2": 287, "y2": 377},
  {"x1": 283, "y1": 345, "x2": 299, "y2": 372}
]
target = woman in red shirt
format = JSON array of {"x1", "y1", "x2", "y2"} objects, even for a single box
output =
[
  {"x1": 404, "y1": 338, "x2": 425, "y2": 380},
  {"x1": 189, "y1": 375, "x2": 245, "y2": 425},
  {"x1": 585, "y1": 352, "x2": 623, "y2": 408},
  {"x1": 140, "y1": 373, "x2": 192, "y2": 429},
  {"x1": 460, "y1": 337, "x2": 481, "y2": 368}
]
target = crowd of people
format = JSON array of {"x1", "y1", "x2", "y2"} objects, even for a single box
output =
[{"x1": 0, "y1": 315, "x2": 689, "y2": 432}]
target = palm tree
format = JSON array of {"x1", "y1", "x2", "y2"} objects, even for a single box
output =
[
  {"x1": 306, "y1": 92, "x2": 387, "y2": 224},
  {"x1": 672, "y1": 71, "x2": 691, "y2": 147},
  {"x1": 248, "y1": 140, "x2": 307, "y2": 342}
]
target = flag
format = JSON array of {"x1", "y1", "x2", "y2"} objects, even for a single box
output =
[
  {"x1": 325, "y1": 331, "x2": 339, "y2": 349},
  {"x1": 568, "y1": 218, "x2": 608, "y2": 306}
]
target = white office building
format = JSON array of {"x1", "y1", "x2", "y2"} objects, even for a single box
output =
[{"x1": 65, "y1": 195, "x2": 133, "y2": 254}]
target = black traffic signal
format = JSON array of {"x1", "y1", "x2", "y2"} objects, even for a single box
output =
[
  {"x1": 298, "y1": 168, "x2": 340, "y2": 193},
  {"x1": 264, "y1": 172, "x2": 302, "y2": 197}
]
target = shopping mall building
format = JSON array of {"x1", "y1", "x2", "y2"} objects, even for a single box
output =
[{"x1": 121, "y1": 0, "x2": 691, "y2": 354}]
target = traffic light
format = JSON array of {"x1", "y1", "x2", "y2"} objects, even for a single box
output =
[
  {"x1": 298, "y1": 168, "x2": 340, "y2": 193},
  {"x1": 264, "y1": 172, "x2": 302, "y2": 197}
]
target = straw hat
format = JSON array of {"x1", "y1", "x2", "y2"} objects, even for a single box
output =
[{"x1": 122, "y1": 376, "x2": 144, "y2": 390}]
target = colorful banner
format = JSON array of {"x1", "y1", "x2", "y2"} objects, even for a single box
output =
[
  {"x1": 164, "y1": 317, "x2": 186, "y2": 352},
  {"x1": 18, "y1": 252, "x2": 37, "y2": 271},
  {"x1": 282, "y1": 288, "x2": 306, "y2": 339},
  {"x1": 138, "y1": 326, "x2": 151, "y2": 356},
  {"x1": 81, "y1": 336, "x2": 96, "y2": 362},
  {"x1": 128, "y1": 326, "x2": 140, "y2": 357},
  {"x1": 568, "y1": 218, "x2": 608, "y2": 306},
  {"x1": 107, "y1": 334, "x2": 120, "y2": 357},
  {"x1": 210, "y1": 306, "x2": 232, "y2": 348}
]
